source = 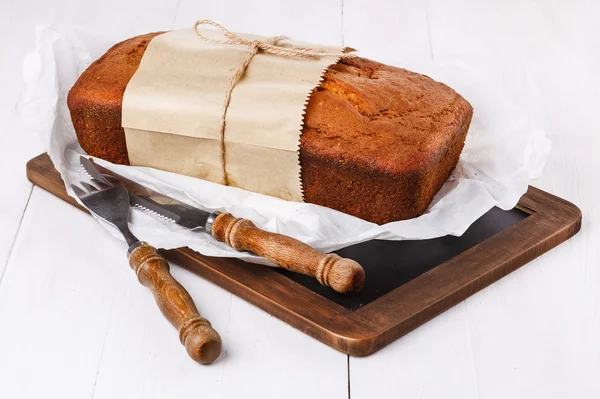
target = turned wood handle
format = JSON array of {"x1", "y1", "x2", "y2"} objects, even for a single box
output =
[
  {"x1": 128, "y1": 244, "x2": 222, "y2": 364},
  {"x1": 211, "y1": 213, "x2": 365, "y2": 294}
]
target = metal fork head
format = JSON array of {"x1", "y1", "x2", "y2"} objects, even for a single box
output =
[{"x1": 71, "y1": 174, "x2": 138, "y2": 246}]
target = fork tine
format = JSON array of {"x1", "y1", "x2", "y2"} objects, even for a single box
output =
[
  {"x1": 84, "y1": 179, "x2": 104, "y2": 191},
  {"x1": 91, "y1": 178, "x2": 111, "y2": 189},
  {"x1": 71, "y1": 184, "x2": 87, "y2": 198},
  {"x1": 81, "y1": 182, "x2": 97, "y2": 193}
]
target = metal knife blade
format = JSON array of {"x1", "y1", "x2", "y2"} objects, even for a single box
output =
[
  {"x1": 78, "y1": 156, "x2": 366, "y2": 294},
  {"x1": 130, "y1": 193, "x2": 211, "y2": 230},
  {"x1": 80, "y1": 156, "x2": 214, "y2": 231}
]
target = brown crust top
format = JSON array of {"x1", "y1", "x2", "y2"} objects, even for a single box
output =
[
  {"x1": 69, "y1": 32, "x2": 162, "y2": 112},
  {"x1": 302, "y1": 57, "x2": 472, "y2": 175},
  {"x1": 67, "y1": 33, "x2": 473, "y2": 223},
  {"x1": 68, "y1": 32, "x2": 472, "y2": 173},
  {"x1": 68, "y1": 32, "x2": 164, "y2": 164}
]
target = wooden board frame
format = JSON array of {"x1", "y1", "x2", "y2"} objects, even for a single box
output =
[{"x1": 26, "y1": 153, "x2": 582, "y2": 356}]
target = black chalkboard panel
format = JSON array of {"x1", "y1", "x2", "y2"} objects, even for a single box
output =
[{"x1": 276, "y1": 206, "x2": 529, "y2": 310}]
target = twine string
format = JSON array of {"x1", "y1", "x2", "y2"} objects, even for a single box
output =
[{"x1": 193, "y1": 20, "x2": 355, "y2": 186}]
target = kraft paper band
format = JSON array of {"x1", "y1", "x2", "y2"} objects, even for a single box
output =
[
  {"x1": 122, "y1": 27, "x2": 345, "y2": 202},
  {"x1": 193, "y1": 20, "x2": 355, "y2": 187}
]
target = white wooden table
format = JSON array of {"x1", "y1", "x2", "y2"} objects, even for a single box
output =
[{"x1": 1, "y1": 1, "x2": 598, "y2": 397}]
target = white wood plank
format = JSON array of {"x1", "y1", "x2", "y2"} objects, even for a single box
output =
[
  {"x1": 0, "y1": 5, "x2": 44, "y2": 276},
  {"x1": 90, "y1": 288, "x2": 348, "y2": 399},
  {"x1": 0, "y1": 2, "x2": 349, "y2": 397},
  {"x1": 347, "y1": 0, "x2": 600, "y2": 398},
  {"x1": 0, "y1": 120, "x2": 41, "y2": 277},
  {"x1": 0, "y1": 188, "x2": 348, "y2": 399},
  {"x1": 3, "y1": 0, "x2": 599, "y2": 397},
  {"x1": 343, "y1": 0, "x2": 432, "y2": 68},
  {"x1": 352, "y1": 304, "x2": 480, "y2": 399},
  {"x1": 0, "y1": 188, "x2": 145, "y2": 398},
  {"x1": 351, "y1": 145, "x2": 600, "y2": 399},
  {"x1": 423, "y1": 0, "x2": 600, "y2": 138},
  {"x1": 428, "y1": 138, "x2": 600, "y2": 399},
  {"x1": 171, "y1": 0, "x2": 343, "y2": 46},
  {"x1": 0, "y1": 0, "x2": 177, "y2": 279}
]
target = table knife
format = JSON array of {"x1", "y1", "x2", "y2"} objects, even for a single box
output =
[{"x1": 81, "y1": 156, "x2": 365, "y2": 294}]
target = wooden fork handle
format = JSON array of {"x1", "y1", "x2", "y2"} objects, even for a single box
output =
[
  {"x1": 211, "y1": 213, "x2": 365, "y2": 294},
  {"x1": 128, "y1": 243, "x2": 222, "y2": 364}
]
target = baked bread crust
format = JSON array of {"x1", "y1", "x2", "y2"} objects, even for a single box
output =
[{"x1": 68, "y1": 33, "x2": 473, "y2": 224}]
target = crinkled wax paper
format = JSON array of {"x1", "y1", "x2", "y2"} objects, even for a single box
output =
[{"x1": 19, "y1": 26, "x2": 551, "y2": 265}]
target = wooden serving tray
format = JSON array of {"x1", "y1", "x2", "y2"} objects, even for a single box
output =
[{"x1": 27, "y1": 153, "x2": 582, "y2": 356}]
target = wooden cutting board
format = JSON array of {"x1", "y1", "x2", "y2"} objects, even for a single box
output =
[{"x1": 26, "y1": 153, "x2": 581, "y2": 356}]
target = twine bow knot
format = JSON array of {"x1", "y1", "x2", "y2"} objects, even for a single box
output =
[
  {"x1": 194, "y1": 20, "x2": 354, "y2": 59},
  {"x1": 193, "y1": 20, "x2": 355, "y2": 186}
]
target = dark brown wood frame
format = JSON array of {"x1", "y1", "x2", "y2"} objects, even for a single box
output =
[{"x1": 27, "y1": 153, "x2": 582, "y2": 356}]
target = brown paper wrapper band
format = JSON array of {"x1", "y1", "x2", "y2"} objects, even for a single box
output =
[
  {"x1": 192, "y1": 20, "x2": 355, "y2": 188},
  {"x1": 122, "y1": 22, "x2": 354, "y2": 201}
]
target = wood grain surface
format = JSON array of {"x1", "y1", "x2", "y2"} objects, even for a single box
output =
[
  {"x1": 2, "y1": 1, "x2": 599, "y2": 398},
  {"x1": 211, "y1": 212, "x2": 365, "y2": 294},
  {"x1": 128, "y1": 243, "x2": 222, "y2": 364}
]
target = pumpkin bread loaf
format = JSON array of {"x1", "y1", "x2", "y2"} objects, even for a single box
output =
[{"x1": 68, "y1": 32, "x2": 473, "y2": 224}]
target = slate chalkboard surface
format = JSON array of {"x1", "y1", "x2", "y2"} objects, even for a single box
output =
[
  {"x1": 27, "y1": 153, "x2": 581, "y2": 356},
  {"x1": 278, "y1": 206, "x2": 529, "y2": 310}
]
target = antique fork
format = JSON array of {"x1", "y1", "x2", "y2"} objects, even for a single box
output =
[{"x1": 71, "y1": 174, "x2": 222, "y2": 364}]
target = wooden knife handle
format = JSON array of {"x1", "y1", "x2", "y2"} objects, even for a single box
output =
[
  {"x1": 128, "y1": 244, "x2": 222, "y2": 364},
  {"x1": 211, "y1": 213, "x2": 365, "y2": 294}
]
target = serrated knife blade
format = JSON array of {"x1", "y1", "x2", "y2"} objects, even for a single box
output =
[
  {"x1": 78, "y1": 156, "x2": 366, "y2": 294},
  {"x1": 130, "y1": 193, "x2": 212, "y2": 230},
  {"x1": 80, "y1": 156, "x2": 216, "y2": 232}
]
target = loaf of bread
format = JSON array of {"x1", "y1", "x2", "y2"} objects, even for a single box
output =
[{"x1": 68, "y1": 32, "x2": 473, "y2": 224}]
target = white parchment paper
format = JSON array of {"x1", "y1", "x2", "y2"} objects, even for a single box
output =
[{"x1": 19, "y1": 26, "x2": 551, "y2": 265}]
